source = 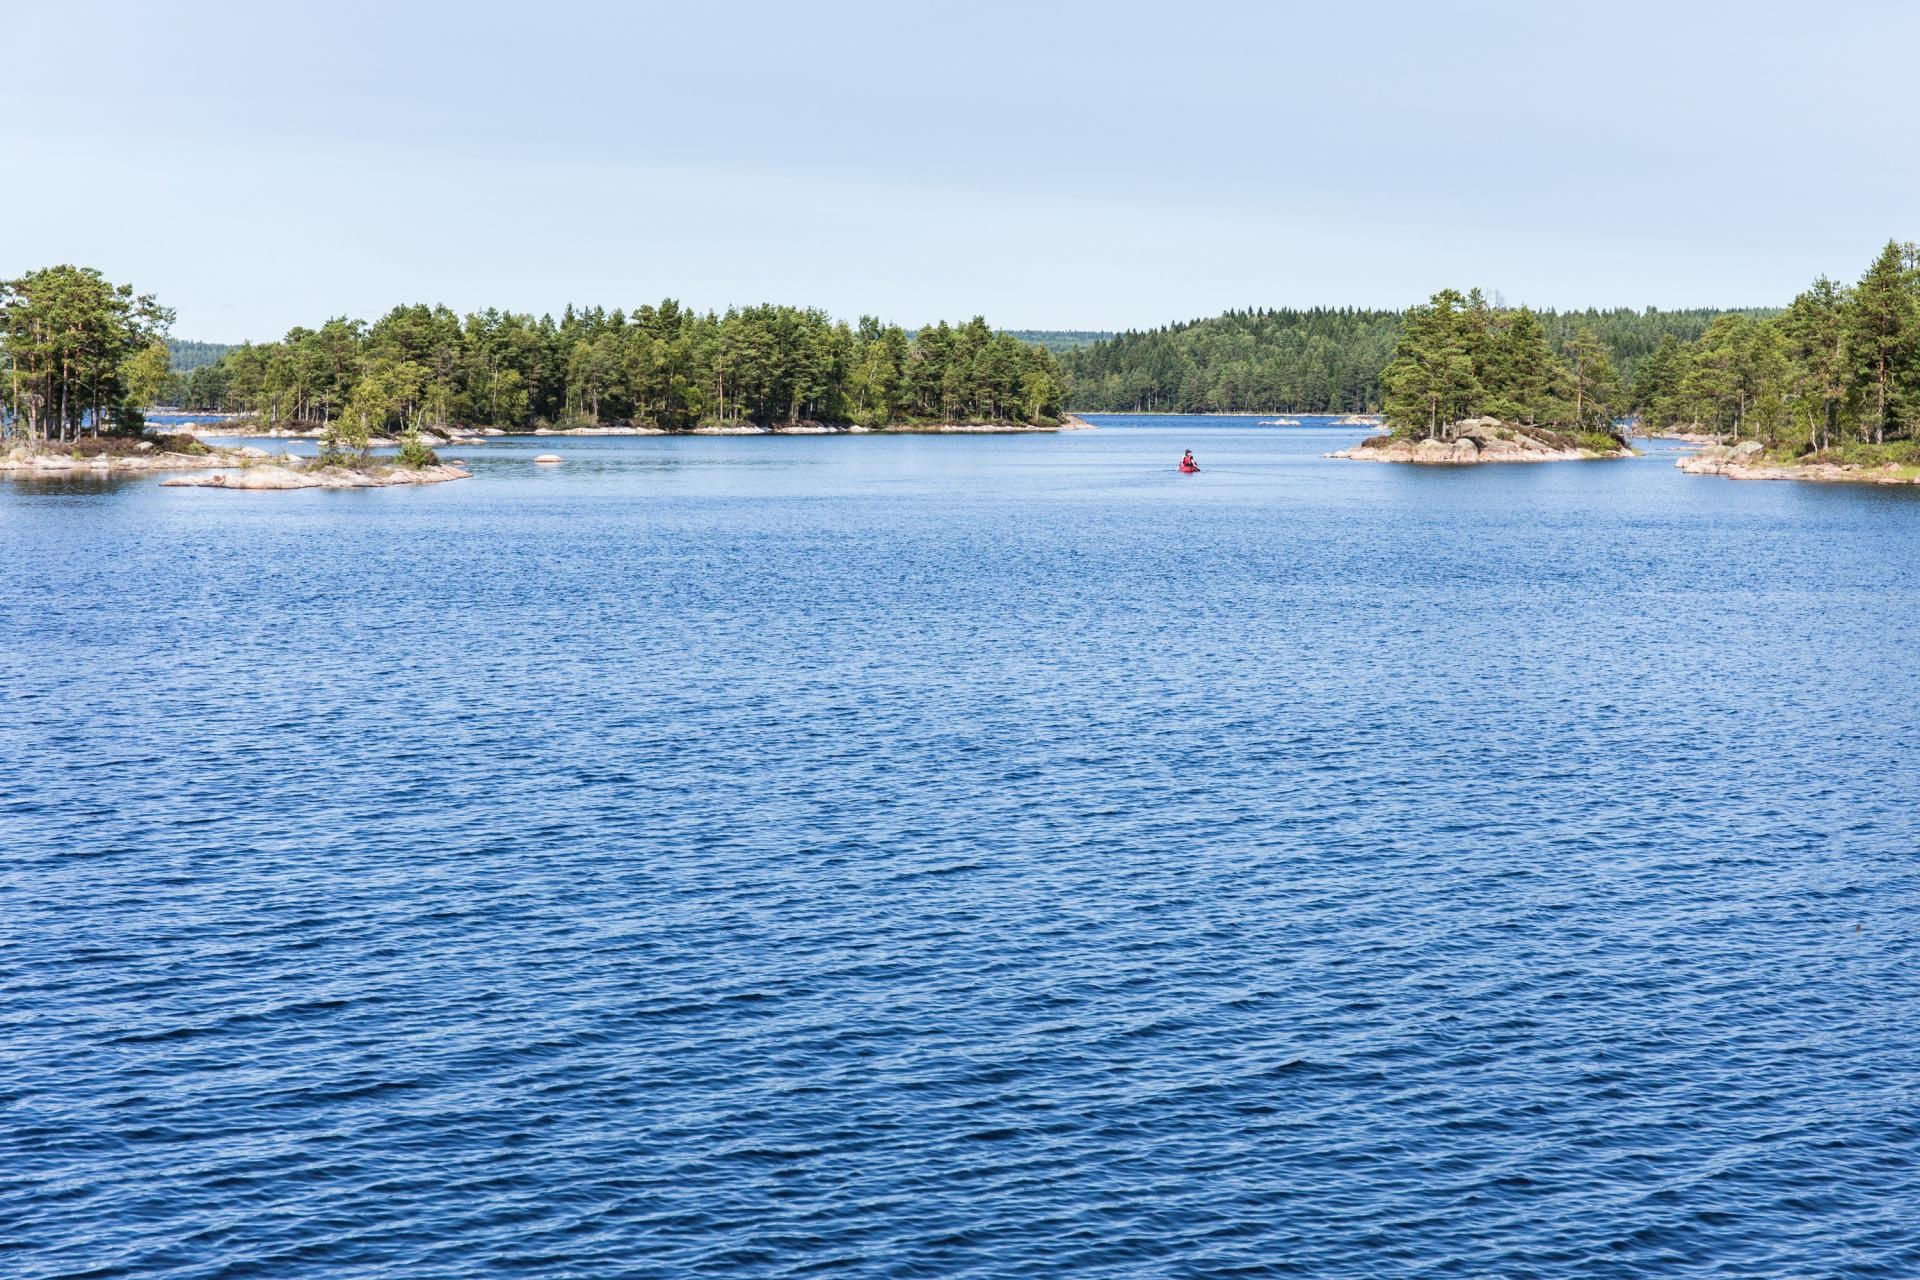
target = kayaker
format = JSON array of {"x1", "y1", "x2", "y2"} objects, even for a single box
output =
[{"x1": 1180, "y1": 450, "x2": 1198, "y2": 471}]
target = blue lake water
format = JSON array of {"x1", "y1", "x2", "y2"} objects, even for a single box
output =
[{"x1": 4, "y1": 416, "x2": 1917, "y2": 1277}]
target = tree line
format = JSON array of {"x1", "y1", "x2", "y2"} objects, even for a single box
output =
[
  {"x1": 1059, "y1": 304, "x2": 1772, "y2": 415},
  {"x1": 168, "y1": 303, "x2": 1068, "y2": 441},
  {"x1": 1632, "y1": 241, "x2": 1920, "y2": 455},
  {"x1": 18, "y1": 250, "x2": 1909, "y2": 456}
]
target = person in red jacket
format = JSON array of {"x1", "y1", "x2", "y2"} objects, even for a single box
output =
[{"x1": 1180, "y1": 450, "x2": 1199, "y2": 471}]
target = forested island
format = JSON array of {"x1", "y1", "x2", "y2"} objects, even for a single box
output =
[{"x1": 1328, "y1": 290, "x2": 1635, "y2": 463}]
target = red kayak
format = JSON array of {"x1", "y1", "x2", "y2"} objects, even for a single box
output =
[{"x1": 1179, "y1": 463, "x2": 1200, "y2": 473}]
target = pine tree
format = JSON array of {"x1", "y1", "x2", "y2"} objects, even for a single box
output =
[
  {"x1": 1480, "y1": 307, "x2": 1558, "y2": 425},
  {"x1": 1846, "y1": 241, "x2": 1916, "y2": 444},
  {"x1": 1563, "y1": 328, "x2": 1620, "y2": 431},
  {"x1": 1383, "y1": 290, "x2": 1479, "y2": 439},
  {"x1": 1780, "y1": 278, "x2": 1851, "y2": 453}
]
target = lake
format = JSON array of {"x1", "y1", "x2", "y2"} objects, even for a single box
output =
[{"x1": 4, "y1": 416, "x2": 1916, "y2": 1277}]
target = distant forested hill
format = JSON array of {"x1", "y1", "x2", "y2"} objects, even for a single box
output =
[
  {"x1": 1061, "y1": 306, "x2": 1779, "y2": 413},
  {"x1": 999, "y1": 330, "x2": 1114, "y2": 353},
  {"x1": 1062, "y1": 309, "x2": 1399, "y2": 413},
  {"x1": 166, "y1": 339, "x2": 234, "y2": 372}
]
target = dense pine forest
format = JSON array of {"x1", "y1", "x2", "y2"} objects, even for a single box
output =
[
  {"x1": 1063, "y1": 309, "x2": 1399, "y2": 413},
  {"x1": 1060, "y1": 306, "x2": 1774, "y2": 414},
  {"x1": 1633, "y1": 241, "x2": 1920, "y2": 459}
]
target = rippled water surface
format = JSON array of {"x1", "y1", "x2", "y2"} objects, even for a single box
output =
[{"x1": 5, "y1": 418, "x2": 1918, "y2": 1278}]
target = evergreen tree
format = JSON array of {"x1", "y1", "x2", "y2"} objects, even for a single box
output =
[
  {"x1": 0, "y1": 265, "x2": 173, "y2": 443},
  {"x1": 1562, "y1": 328, "x2": 1620, "y2": 430},
  {"x1": 1384, "y1": 290, "x2": 1479, "y2": 439},
  {"x1": 1480, "y1": 308, "x2": 1559, "y2": 424},
  {"x1": 1846, "y1": 241, "x2": 1917, "y2": 444},
  {"x1": 1779, "y1": 278, "x2": 1851, "y2": 452},
  {"x1": 1629, "y1": 334, "x2": 1686, "y2": 430}
]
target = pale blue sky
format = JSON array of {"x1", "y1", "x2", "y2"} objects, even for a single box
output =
[{"x1": 4, "y1": 0, "x2": 1914, "y2": 339}]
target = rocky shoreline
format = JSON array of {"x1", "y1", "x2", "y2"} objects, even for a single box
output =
[
  {"x1": 1677, "y1": 441, "x2": 1920, "y2": 486},
  {"x1": 1329, "y1": 418, "x2": 1634, "y2": 465},
  {"x1": 161, "y1": 461, "x2": 471, "y2": 490},
  {"x1": 182, "y1": 416, "x2": 1093, "y2": 440},
  {"x1": 4, "y1": 440, "x2": 469, "y2": 490},
  {"x1": 520, "y1": 421, "x2": 1087, "y2": 436},
  {"x1": 2, "y1": 442, "x2": 276, "y2": 474},
  {"x1": 178, "y1": 423, "x2": 503, "y2": 445}
]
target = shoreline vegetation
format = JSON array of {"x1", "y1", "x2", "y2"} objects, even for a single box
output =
[
  {"x1": 1628, "y1": 240, "x2": 1920, "y2": 485},
  {"x1": 13, "y1": 241, "x2": 1920, "y2": 488},
  {"x1": 0, "y1": 266, "x2": 453, "y2": 488},
  {"x1": 1676, "y1": 440, "x2": 1920, "y2": 486}
]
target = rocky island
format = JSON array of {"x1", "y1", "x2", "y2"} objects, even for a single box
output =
[
  {"x1": 2, "y1": 430, "x2": 469, "y2": 491},
  {"x1": 1323, "y1": 287, "x2": 1631, "y2": 466},
  {"x1": 1677, "y1": 440, "x2": 1920, "y2": 486},
  {"x1": 1331, "y1": 416, "x2": 1634, "y2": 464},
  {"x1": 161, "y1": 459, "x2": 470, "y2": 490},
  {"x1": 2, "y1": 432, "x2": 273, "y2": 477}
]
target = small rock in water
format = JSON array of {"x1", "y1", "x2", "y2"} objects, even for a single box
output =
[{"x1": 534, "y1": 454, "x2": 563, "y2": 465}]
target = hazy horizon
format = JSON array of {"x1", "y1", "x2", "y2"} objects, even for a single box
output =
[{"x1": 6, "y1": 0, "x2": 1914, "y2": 341}]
